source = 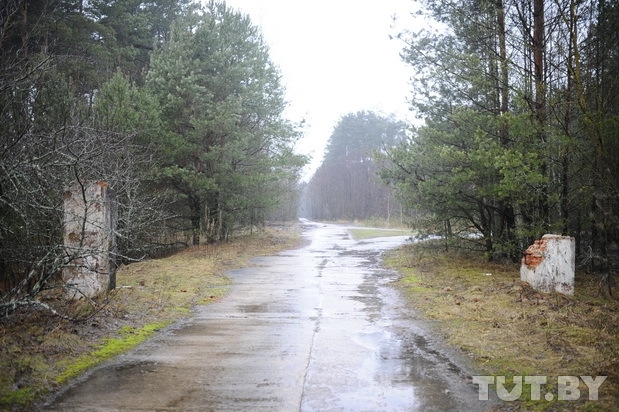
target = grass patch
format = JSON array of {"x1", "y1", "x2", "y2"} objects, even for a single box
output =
[
  {"x1": 384, "y1": 241, "x2": 619, "y2": 411},
  {"x1": 0, "y1": 388, "x2": 35, "y2": 407},
  {"x1": 347, "y1": 227, "x2": 410, "y2": 240},
  {"x1": 55, "y1": 322, "x2": 169, "y2": 384},
  {"x1": 0, "y1": 223, "x2": 301, "y2": 410}
]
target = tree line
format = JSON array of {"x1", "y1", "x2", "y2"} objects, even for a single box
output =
[
  {"x1": 379, "y1": 0, "x2": 618, "y2": 271},
  {"x1": 303, "y1": 0, "x2": 618, "y2": 280},
  {"x1": 302, "y1": 111, "x2": 408, "y2": 224},
  {"x1": 4, "y1": 0, "x2": 618, "y2": 314},
  {"x1": 0, "y1": 0, "x2": 305, "y2": 316}
]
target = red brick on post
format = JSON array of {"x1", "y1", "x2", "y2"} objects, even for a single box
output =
[{"x1": 520, "y1": 234, "x2": 575, "y2": 295}]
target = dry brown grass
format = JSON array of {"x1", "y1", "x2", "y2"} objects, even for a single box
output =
[
  {"x1": 0, "y1": 223, "x2": 300, "y2": 410},
  {"x1": 385, "y1": 242, "x2": 619, "y2": 411}
]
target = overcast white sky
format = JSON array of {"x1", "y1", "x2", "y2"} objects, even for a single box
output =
[{"x1": 222, "y1": 0, "x2": 419, "y2": 179}]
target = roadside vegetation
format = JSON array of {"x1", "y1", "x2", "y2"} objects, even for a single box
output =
[
  {"x1": 347, "y1": 227, "x2": 409, "y2": 240},
  {"x1": 385, "y1": 240, "x2": 619, "y2": 412},
  {"x1": 1, "y1": 0, "x2": 305, "y2": 319},
  {"x1": 0, "y1": 224, "x2": 299, "y2": 410}
]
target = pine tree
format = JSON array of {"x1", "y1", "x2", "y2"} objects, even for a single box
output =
[{"x1": 146, "y1": 2, "x2": 305, "y2": 244}]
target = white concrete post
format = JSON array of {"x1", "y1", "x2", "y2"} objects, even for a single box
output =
[
  {"x1": 520, "y1": 234, "x2": 575, "y2": 295},
  {"x1": 62, "y1": 181, "x2": 117, "y2": 299}
]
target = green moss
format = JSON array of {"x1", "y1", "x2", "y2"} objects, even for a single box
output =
[
  {"x1": 405, "y1": 285, "x2": 431, "y2": 294},
  {"x1": 55, "y1": 322, "x2": 169, "y2": 384},
  {"x1": 0, "y1": 352, "x2": 50, "y2": 408},
  {"x1": 0, "y1": 387, "x2": 36, "y2": 406}
]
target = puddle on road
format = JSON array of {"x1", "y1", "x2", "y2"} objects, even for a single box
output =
[{"x1": 299, "y1": 224, "x2": 488, "y2": 411}]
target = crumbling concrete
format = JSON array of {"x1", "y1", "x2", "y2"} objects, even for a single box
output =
[
  {"x1": 62, "y1": 181, "x2": 117, "y2": 299},
  {"x1": 520, "y1": 234, "x2": 575, "y2": 295}
]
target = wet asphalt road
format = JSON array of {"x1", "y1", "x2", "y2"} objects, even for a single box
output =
[{"x1": 46, "y1": 221, "x2": 494, "y2": 411}]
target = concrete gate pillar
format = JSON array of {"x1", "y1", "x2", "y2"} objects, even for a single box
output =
[
  {"x1": 520, "y1": 234, "x2": 575, "y2": 295},
  {"x1": 62, "y1": 181, "x2": 117, "y2": 299}
]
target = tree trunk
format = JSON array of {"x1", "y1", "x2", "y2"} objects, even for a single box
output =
[
  {"x1": 558, "y1": 0, "x2": 580, "y2": 236},
  {"x1": 533, "y1": 0, "x2": 550, "y2": 230},
  {"x1": 189, "y1": 196, "x2": 201, "y2": 245},
  {"x1": 496, "y1": 0, "x2": 517, "y2": 257}
]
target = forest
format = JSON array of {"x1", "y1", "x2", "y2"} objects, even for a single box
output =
[
  {"x1": 307, "y1": 0, "x2": 619, "y2": 278},
  {"x1": 301, "y1": 111, "x2": 408, "y2": 223},
  {"x1": 0, "y1": 0, "x2": 306, "y2": 316},
  {"x1": 1, "y1": 0, "x2": 619, "y2": 315},
  {"x1": 387, "y1": 0, "x2": 619, "y2": 268}
]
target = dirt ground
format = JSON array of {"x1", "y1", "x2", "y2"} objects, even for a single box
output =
[{"x1": 384, "y1": 241, "x2": 619, "y2": 411}]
